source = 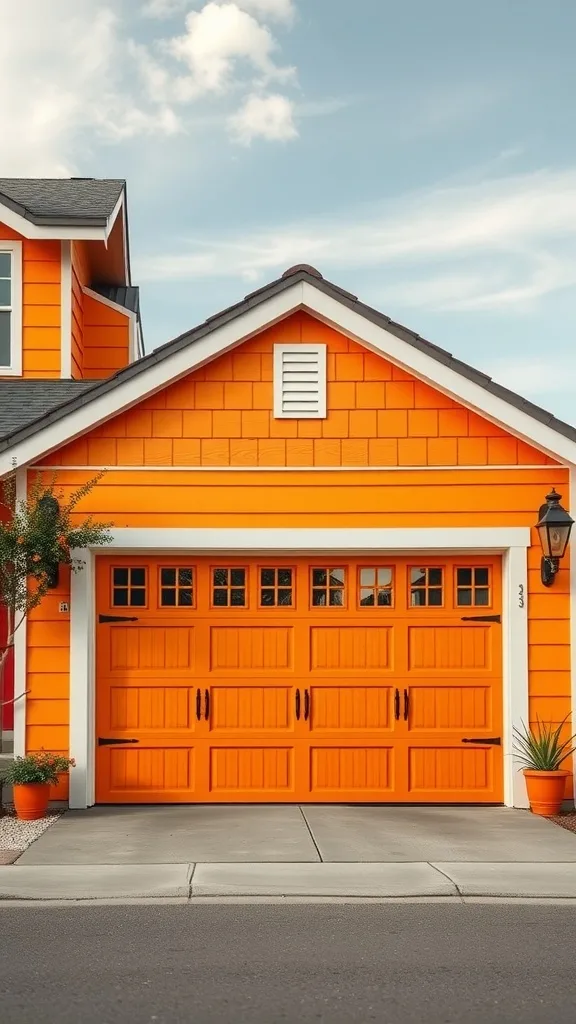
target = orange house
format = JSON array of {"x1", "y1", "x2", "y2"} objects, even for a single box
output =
[{"x1": 1, "y1": 178, "x2": 575, "y2": 810}]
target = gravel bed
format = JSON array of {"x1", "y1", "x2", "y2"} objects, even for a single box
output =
[
  {"x1": 546, "y1": 813, "x2": 576, "y2": 835},
  {"x1": 0, "y1": 812, "x2": 61, "y2": 852}
]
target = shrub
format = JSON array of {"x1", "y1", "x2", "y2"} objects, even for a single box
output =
[{"x1": 4, "y1": 752, "x2": 75, "y2": 786}]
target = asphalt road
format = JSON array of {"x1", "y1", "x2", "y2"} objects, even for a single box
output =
[{"x1": 0, "y1": 904, "x2": 574, "y2": 1023}]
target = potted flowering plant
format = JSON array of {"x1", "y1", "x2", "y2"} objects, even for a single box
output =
[
  {"x1": 513, "y1": 717, "x2": 576, "y2": 815},
  {"x1": 4, "y1": 752, "x2": 75, "y2": 820}
]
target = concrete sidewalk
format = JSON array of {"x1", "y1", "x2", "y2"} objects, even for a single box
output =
[
  {"x1": 3, "y1": 805, "x2": 576, "y2": 901},
  {"x1": 1, "y1": 861, "x2": 576, "y2": 900}
]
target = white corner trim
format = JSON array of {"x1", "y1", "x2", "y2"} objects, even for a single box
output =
[
  {"x1": 565, "y1": 468, "x2": 569, "y2": 802},
  {"x1": 67, "y1": 525, "x2": 531, "y2": 809},
  {"x1": 0, "y1": 239, "x2": 22, "y2": 377},
  {"x1": 12, "y1": 469, "x2": 27, "y2": 756},
  {"x1": 302, "y1": 282, "x2": 576, "y2": 463},
  {"x1": 0, "y1": 282, "x2": 306, "y2": 476},
  {"x1": 60, "y1": 241, "x2": 72, "y2": 378},
  {"x1": 502, "y1": 545, "x2": 529, "y2": 808},
  {"x1": 69, "y1": 549, "x2": 96, "y2": 809}
]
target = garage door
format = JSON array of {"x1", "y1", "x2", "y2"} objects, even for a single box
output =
[{"x1": 95, "y1": 556, "x2": 503, "y2": 804}]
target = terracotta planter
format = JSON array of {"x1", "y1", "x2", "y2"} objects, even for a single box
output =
[
  {"x1": 523, "y1": 769, "x2": 569, "y2": 816},
  {"x1": 13, "y1": 782, "x2": 51, "y2": 821}
]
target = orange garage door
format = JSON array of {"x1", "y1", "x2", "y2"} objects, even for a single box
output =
[{"x1": 95, "y1": 555, "x2": 503, "y2": 803}]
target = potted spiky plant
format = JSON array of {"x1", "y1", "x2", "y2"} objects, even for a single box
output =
[{"x1": 513, "y1": 717, "x2": 576, "y2": 815}]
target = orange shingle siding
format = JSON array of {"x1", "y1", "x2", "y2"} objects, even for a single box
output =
[
  {"x1": 71, "y1": 241, "x2": 89, "y2": 379},
  {"x1": 82, "y1": 293, "x2": 130, "y2": 380},
  {"x1": 48, "y1": 311, "x2": 558, "y2": 467},
  {"x1": 0, "y1": 222, "x2": 61, "y2": 379}
]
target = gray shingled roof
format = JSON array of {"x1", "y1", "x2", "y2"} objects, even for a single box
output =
[
  {"x1": 0, "y1": 178, "x2": 124, "y2": 226},
  {"x1": 0, "y1": 266, "x2": 575, "y2": 454},
  {"x1": 92, "y1": 285, "x2": 140, "y2": 315},
  {"x1": 0, "y1": 381, "x2": 96, "y2": 441}
]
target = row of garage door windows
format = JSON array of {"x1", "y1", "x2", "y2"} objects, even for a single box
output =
[{"x1": 110, "y1": 565, "x2": 491, "y2": 610}]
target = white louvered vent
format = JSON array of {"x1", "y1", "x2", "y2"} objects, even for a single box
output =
[{"x1": 273, "y1": 344, "x2": 327, "y2": 419}]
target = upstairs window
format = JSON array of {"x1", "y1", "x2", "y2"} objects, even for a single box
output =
[
  {"x1": 273, "y1": 344, "x2": 326, "y2": 418},
  {"x1": 0, "y1": 242, "x2": 22, "y2": 374}
]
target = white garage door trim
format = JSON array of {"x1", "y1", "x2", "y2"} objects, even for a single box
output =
[{"x1": 68, "y1": 526, "x2": 530, "y2": 809}]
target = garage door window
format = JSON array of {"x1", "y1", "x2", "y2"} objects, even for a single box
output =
[
  {"x1": 212, "y1": 568, "x2": 247, "y2": 607},
  {"x1": 359, "y1": 567, "x2": 393, "y2": 606},
  {"x1": 409, "y1": 567, "x2": 443, "y2": 607},
  {"x1": 160, "y1": 567, "x2": 194, "y2": 607},
  {"x1": 112, "y1": 567, "x2": 147, "y2": 607},
  {"x1": 260, "y1": 568, "x2": 294, "y2": 606},
  {"x1": 456, "y1": 567, "x2": 490, "y2": 607},
  {"x1": 311, "y1": 567, "x2": 346, "y2": 607}
]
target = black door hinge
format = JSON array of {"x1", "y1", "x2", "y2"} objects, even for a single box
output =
[
  {"x1": 460, "y1": 614, "x2": 501, "y2": 623},
  {"x1": 98, "y1": 737, "x2": 139, "y2": 746},
  {"x1": 99, "y1": 614, "x2": 139, "y2": 623},
  {"x1": 461, "y1": 737, "x2": 501, "y2": 745}
]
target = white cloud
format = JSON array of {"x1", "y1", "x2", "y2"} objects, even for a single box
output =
[
  {"x1": 144, "y1": 0, "x2": 296, "y2": 20},
  {"x1": 0, "y1": 0, "x2": 299, "y2": 176},
  {"x1": 135, "y1": 167, "x2": 576, "y2": 312},
  {"x1": 167, "y1": 3, "x2": 295, "y2": 95},
  {"x1": 229, "y1": 92, "x2": 297, "y2": 143}
]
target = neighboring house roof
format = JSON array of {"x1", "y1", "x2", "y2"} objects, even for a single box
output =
[
  {"x1": 0, "y1": 265, "x2": 574, "y2": 466},
  {"x1": 0, "y1": 380, "x2": 97, "y2": 441},
  {"x1": 0, "y1": 178, "x2": 125, "y2": 227}
]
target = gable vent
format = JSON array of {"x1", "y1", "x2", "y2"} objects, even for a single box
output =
[{"x1": 273, "y1": 344, "x2": 327, "y2": 419}]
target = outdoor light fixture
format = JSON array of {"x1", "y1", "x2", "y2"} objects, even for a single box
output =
[
  {"x1": 535, "y1": 488, "x2": 574, "y2": 587},
  {"x1": 38, "y1": 494, "x2": 61, "y2": 589}
]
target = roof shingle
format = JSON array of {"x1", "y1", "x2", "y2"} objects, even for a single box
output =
[
  {"x1": 0, "y1": 380, "x2": 97, "y2": 441},
  {"x1": 0, "y1": 178, "x2": 124, "y2": 226}
]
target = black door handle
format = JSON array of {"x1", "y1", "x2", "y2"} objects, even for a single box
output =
[
  {"x1": 196, "y1": 688, "x2": 202, "y2": 721},
  {"x1": 204, "y1": 689, "x2": 210, "y2": 721},
  {"x1": 295, "y1": 689, "x2": 301, "y2": 721},
  {"x1": 394, "y1": 688, "x2": 400, "y2": 720},
  {"x1": 304, "y1": 689, "x2": 310, "y2": 722},
  {"x1": 403, "y1": 689, "x2": 409, "y2": 721}
]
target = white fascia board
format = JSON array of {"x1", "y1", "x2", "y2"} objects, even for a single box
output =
[
  {"x1": 0, "y1": 200, "x2": 107, "y2": 240},
  {"x1": 96, "y1": 525, "x2": 531, "y2": 553},
  {"x1": 83, "y1": 286, "x2": 137, "y2": 365},
  {"x1": 104, "y1": 192, "x2": 125, "y2": 244},
  {"x1": 301, "y1": 282, "x2": 576, "y2": 465},
  {"x1": 83, "y1": 286, "x2": 134, "y2": 321},
  {"x1": 0, "y1": 283, "x2": 305, "y2": 475}
]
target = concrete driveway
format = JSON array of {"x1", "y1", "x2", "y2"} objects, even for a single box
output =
[{"x1": 17, "y1": 805, "x2": 576, "y2": 865}]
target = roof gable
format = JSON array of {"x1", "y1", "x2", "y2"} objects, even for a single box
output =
[
  {"x1": 1, "y1": 266, "x2": 575, "y2": 474},
  {"x1": 44, "y1": 311, "x2": 557, "y2": 471}
]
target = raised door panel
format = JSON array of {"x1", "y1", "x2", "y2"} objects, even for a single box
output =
[{"x1": 407, "y1": 745, "x2": 499, "y2": 802}]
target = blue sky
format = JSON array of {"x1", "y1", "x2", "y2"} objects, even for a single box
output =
[{"x1": 4, "y1": 1, "x2": 576, "y2": 421}]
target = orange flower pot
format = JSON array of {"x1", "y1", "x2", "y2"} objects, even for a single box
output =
[
  {"x1": 13, "y1": 782, "x2": 51, "y2": 821},
  {"x1": 523, "y1": 769, "x2": 569, "y2": 816}
]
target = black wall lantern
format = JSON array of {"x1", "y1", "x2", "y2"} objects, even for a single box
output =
[
  {"x1": 37, "y1": 494, "x2": 61, "y2": 589},
  {"x1": 536, "y1": 488, "x2": 574, "y2": 587}
]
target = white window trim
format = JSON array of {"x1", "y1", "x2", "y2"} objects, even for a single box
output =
[
  {"x1": 273, "y1": 343, "x2": 326, "y2": 419},
  {"x1": 69, "y1": 525, "x2": 530, "y2": 810},
  {"x1": 0, "y1": 240, "x2": 22, "y2": 376}
]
